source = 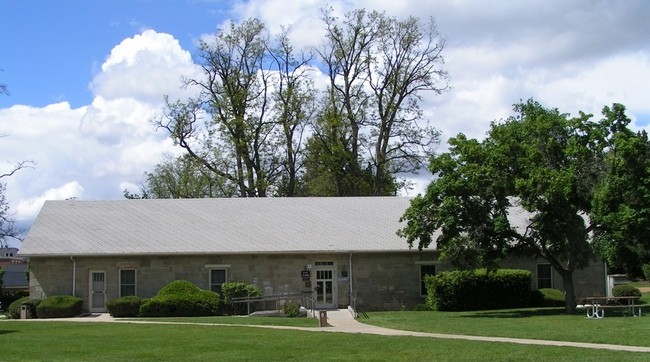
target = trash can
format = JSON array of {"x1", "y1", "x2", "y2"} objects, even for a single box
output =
[
  {"x1": 318, "y1": 310, "x2": 327, "y2": 327},
  {"x1": 20, "y1": 303, "x2": 32, "y2": 319}
]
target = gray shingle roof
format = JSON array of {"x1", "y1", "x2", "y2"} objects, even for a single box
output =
[{"x1": 19, "y1": 197, "x2": 417, "y2": 257}]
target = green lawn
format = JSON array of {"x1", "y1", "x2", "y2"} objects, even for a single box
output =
[
  {"x1": 362, "y1": 307, "x2": 650, "y2": 347},
  {"x1": 0, "y1": 321, "x2": 648, "y2": 361},
  {"x1": 129, "y1": 315, "x2": 319, "y2": 327}
]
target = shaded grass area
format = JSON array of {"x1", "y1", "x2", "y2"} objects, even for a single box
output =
[
  {"x1": 129, "y1": 315, "x2": 319, "y2": 327},
  {"x1": 362, "y1": 307, "x2": 650, "y2": 347},
  {"x1": 0, "y1": 321, "x2": 648, "y2": 361}
]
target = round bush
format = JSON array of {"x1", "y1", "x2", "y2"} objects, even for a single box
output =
[
  {"x1": 106, "y1": 296, "x2": 141, "y2": 317},
  {"x1": 36, "y1": 295, "x2": 83, "y2": 318},
  {"x1": 157, "y1": 280, "x2": 203, "y2": 296},
  {"x1": 221, "y1": 281, "x2": 262, "y2": 315},
  {"x1": 139, "y1": 280, "x2": 220, "y2": 317},
  {"x1": 281, "y1": 301, "x2": 300, "y2": 317},
  {"x1": 5, "y1": 297, "x2": 40, "y2": 319},
  {"x1": 612, "y1": 284, "x2": 641, "y2": 298}
]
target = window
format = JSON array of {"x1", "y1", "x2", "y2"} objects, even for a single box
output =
[
  {"x1": 119, "y1": 269, "x2": 136, "y2": 297},
  {"x1": 210, "y1": 269, "x2": 227, "y2": 293},
  {"x1": 537, "y1": 264, "x2": 553, "y2": 289},
  {"x1": 420, "y1": 264, "x2": 436, "y2": 296}
]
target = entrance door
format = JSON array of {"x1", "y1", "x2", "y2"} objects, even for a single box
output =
[
  {"x1": 315, "y1": 263, "x2": 336, "y2": 309},
  {"x1": 89, "y1": 271, "x2": 106, "y2": 312}
]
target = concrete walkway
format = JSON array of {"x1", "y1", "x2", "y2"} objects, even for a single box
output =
[{"x1": 15, "y1": 309, "x2": 650, "y2": 353}]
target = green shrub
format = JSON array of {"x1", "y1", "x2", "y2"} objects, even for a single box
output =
[
  {"x1": 157, "y1": 280, "x2": 203, "y2": 296},
  {"x1": 221, "y1": 281, "x2": 262, "y2": 315},
  {"x1": 426, "y1": 269, "x2": 532, "y2": 311},
  {"x1": 613, "y1": 284, "x2": 641, "y2": 298},
  {"x1": 281, "y1": 301, "x2": 301, "y2": 317},
  {"x1": 106, "y1": 296, "x2": 141, "y2": 317},
  {"x1": 139, "y1": 280, "x2": 220, "y2": 317},
  {"x1": 36, "y1": 295, "x2": 83, "y2": 318},
  {"x1": 6, "y1": 297, "x2": 40, "y2": 319}
]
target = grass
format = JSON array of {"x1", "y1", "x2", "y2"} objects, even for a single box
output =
[
  {"x1": 1, "y1": 321, "x2": 648, "y2": 361},
  {"x1": 129, "y1": 315, "x2": 319, "y2": 327},
  {"x1": 362, "y1": 307, "x2": 650, "y2": 347}
]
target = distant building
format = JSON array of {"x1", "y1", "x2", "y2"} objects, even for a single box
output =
[{"x1": 0, "y1": 247, "x2": 29, "y2": 295}]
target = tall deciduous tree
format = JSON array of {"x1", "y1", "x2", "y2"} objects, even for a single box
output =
[
  {"x1": 306, "y1": 8, "x2": 447, "y2": 196},
  {"x1": 156, "y1": 19, "x2": 316, "y2": 197},
  {"x1": 399, "y1": 100, "x2": 647, "y2": 313},
  {"x1": 591, "y1": 105, "x2": 650, "y2": 273}
]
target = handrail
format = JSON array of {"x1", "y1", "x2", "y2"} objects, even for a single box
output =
[{"x1": 229, "y1": 292, "x2": 315, "y2": 316}]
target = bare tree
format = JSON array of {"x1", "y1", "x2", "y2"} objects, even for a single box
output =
[
  {"x1": 267, "y1": 27, "x2": 316, "y2": 196},
  {"x1": 0, "y1": 159, "x2": 34, "y2": 246},
  {"x1": 306, "y1": 9, "x2": 448, "y2": 196},
  {"x1": 367, "y1": 15, "x2": 448, "y2": 194}
]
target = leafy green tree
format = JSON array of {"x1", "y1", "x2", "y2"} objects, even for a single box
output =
[
  {"x1": 124, "y1": 154, "x2": 236, "y2": 199},
  {"x1": 590, "y1": 104, "x2": 650, "y2": 273},
  {"x1": 399, "y1": 100, "x2": 646, "y2": 313}
]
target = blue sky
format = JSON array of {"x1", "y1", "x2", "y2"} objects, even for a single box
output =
[
  {"x1": 1, "y1": 1, "x2": 231, "y2": 108},
  {"x1": 1, "y1": 0, "x2": 650, "y2": 247}
]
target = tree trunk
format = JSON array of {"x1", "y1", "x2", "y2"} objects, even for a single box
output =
[{"x1": 560, "y1": 271, "x2": 577, "y2": 314}]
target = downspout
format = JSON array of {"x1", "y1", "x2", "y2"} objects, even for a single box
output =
[
  {"x1": 71, "y1": 256, "x2": 76, "y2": 297},
  {"x1": 349, "y1": 253, "x2": 353, "y2": 306}
]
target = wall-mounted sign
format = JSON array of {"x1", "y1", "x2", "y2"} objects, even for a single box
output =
[{"x1": 301, "y1": 270, "x2": 311, "y2": 281}]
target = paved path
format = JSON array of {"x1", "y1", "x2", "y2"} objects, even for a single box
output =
[{"x1": 14, "y1": 309, "x2": 650, "y2": 353}]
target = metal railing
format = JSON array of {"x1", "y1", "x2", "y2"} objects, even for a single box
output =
[
  {"x1": 230, "y1": 292, "x2": 315, "y2": 317},
  {"x1": 349, "y1": 293, "x2": 368, "y2": 319}
]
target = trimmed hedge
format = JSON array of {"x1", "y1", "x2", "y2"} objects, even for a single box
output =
[
  {"x1": 613, "y1": 284, "x2": 642, "y2": 298},
  {"x1": 139, "y1": 280, "x2": 220, "y2": 317},
  {"x1": 106, "y1": 296, "x2": 141, "y2": 317},
  {"x1": 36, "y1": 295, "x2": 83, "y2": 318},
  {"x1": 426, "y1": 269, "x2": 532, "y2": 311},
  {"x1": 6, "y1": 297, "x2": 40, "y2": 319},
  {"x1": 221, "y1": 281, "x2": 262, "y2": 315}
]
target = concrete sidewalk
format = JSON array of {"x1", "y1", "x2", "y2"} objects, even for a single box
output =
[
  {"x1": 15, "y1": 309, "x2": 650, "y2": 353},
  {"x1": 320, "y1": 308, "x2": 650, "y2": 353}
]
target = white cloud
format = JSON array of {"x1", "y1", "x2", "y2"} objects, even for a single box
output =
[
  {"x1": 0, "y1": 29, "x2": 200, "y2": 232},
  {"x1": 91, "y1": 30, "x2": 199, "y2": 103},
  {"x1": 15, "y1": 181, "x2": 84, "y2": 221}
]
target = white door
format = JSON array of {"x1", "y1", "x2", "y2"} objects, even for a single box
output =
[
  {"x1": 315, "y1": 265, "x2": 337, "y2": 309},
  {"x1": 89, "y1": 271, "x2": 106, "y2": 312}
]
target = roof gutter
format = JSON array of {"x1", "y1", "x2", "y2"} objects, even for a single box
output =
[{"x1": 70, "y1": 256, "x2": 76, "y2": 297}]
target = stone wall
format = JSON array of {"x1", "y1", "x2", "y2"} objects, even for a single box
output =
[{"x1": 28, "y1": 251, "x2": 606, "y2": 312}]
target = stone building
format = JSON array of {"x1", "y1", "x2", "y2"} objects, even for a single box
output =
[{"x1": 19, "y1": 197, "x2": 606, "y2": 313}]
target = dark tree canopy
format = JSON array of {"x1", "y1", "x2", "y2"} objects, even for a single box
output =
[{"x1": 399, "y1": 99, "x2": 650, "y2": 313}]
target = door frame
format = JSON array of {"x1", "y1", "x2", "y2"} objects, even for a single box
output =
[
  {"x1": 314, "y1": 262, "x2": 337, "y2": 309},
  {"x1": 89, "y1": 270, "x2": 107, "y2": 313}
]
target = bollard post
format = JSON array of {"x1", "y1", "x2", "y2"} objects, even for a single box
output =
[{"x1": 318, "y1": 310, "x2": 328, "y2": 327}]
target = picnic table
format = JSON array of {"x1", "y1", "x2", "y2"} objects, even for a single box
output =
[{"x1": 581, "y1": 296, "x2": 642, "y2": 319}]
